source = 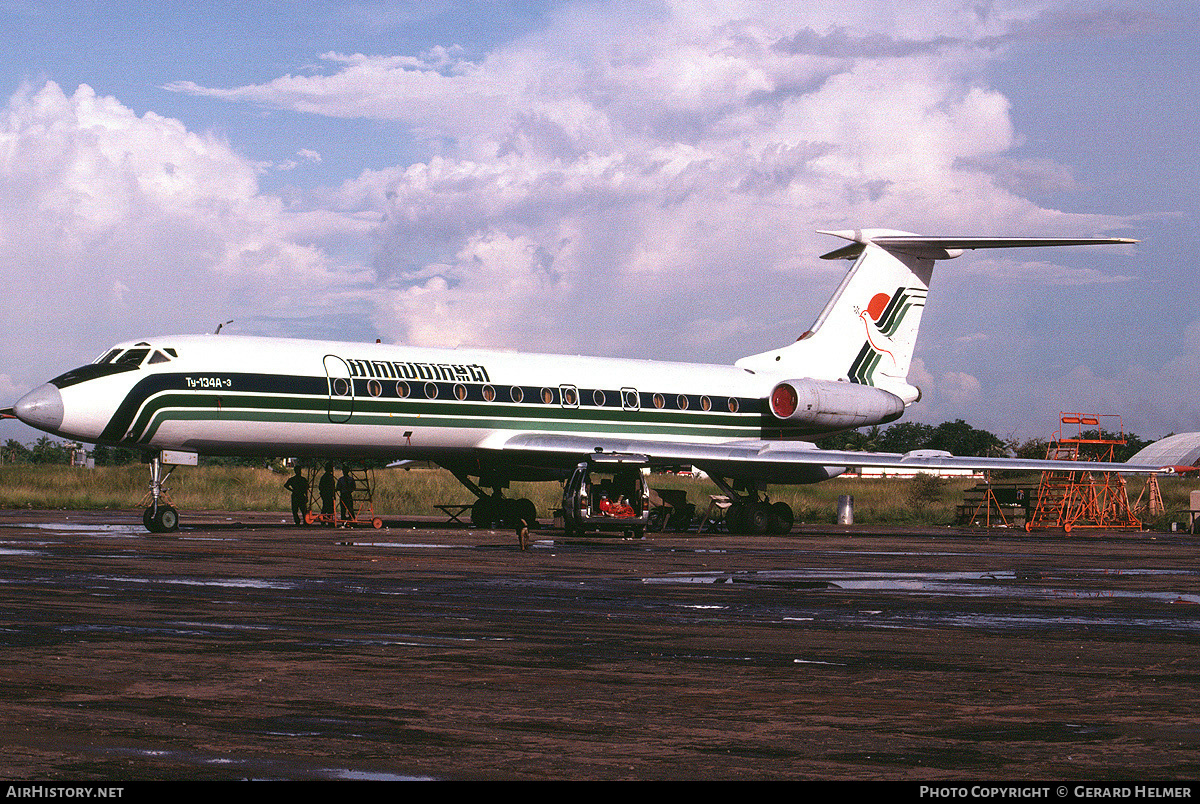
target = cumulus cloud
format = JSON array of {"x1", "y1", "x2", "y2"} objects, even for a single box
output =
[
  {"x1": 0, "y1": 81, "x2": 371, "y2": 384},
  {"x1": 162, "y1": 3, "x2": 1132, "y2": 360},
  {"x1": 6, "y1": 0, "x2": 1153, "y2": 412},
  {"x1": 165, "y1": 48, "x2": 517, "y2": 138},
  {"x1": 958, "y1": 256, "x2": 1137, "y2": 286},
  {"x1": 939, "y1": 371, "x2": 984, "y2": 404},
  {"x1": 151, "y1": 1, "x2": 1149, "y2": 377},
  {"x1": 273, "y1": 148, "x2": 323, "y2": 172}
]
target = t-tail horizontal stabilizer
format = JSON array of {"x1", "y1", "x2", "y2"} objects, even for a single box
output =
[{"x1": 817, "y1": 229, "x2": 1137, "y2": 261}]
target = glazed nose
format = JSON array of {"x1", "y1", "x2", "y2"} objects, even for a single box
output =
[{"x1": 14, "y1": 383, "x2": 64, "y2": 432}]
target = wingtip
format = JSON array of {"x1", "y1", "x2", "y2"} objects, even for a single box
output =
[{"x1": 816, "y1": 229, "x2": 858, "y2": 241}]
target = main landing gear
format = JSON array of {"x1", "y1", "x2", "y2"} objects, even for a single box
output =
[
  {"x1": 710, "y1": 476, "x2": 794, "y2": 535},
  {"x1": 470, "y1": 494, "x2": 538, "y2": 531},
  {"x1": 448, "y1": 469, "x2": 537, "y2": 536}
]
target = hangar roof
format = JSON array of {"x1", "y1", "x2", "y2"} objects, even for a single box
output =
[{"x1": 1129, "y1": 432, "x2": 1200, "y2": 467}]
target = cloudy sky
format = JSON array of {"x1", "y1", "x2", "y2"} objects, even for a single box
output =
[{"x1": 1, "y1": 0, "x2": 1196, "y2": 444}]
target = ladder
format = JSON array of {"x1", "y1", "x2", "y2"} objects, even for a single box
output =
[{"x1": 1025, "y1": 414, "x2": 1141, "y2": 533}]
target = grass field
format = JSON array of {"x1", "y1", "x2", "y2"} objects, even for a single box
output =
[{"x1": 0, "y1": 464, "x2": 1194, "y2": 529}]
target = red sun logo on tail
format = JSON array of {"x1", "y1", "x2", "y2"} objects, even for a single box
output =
[
  {"x1": 866, "y1": 292, "x2": 891, "y2": 322},
  {"x1": 860, "y1": 291, "x2": 897, "y2": 367}
]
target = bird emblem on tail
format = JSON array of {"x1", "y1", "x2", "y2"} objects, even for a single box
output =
[{"x1": 849, "y1": 286, "x2": 928, "y2": 385}]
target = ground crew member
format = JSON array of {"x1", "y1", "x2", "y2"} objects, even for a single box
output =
[
  {"x1": 283, "y1": 465, "x2": 309, "y2": 525},
  {"x1": 318, "y1": 462, "x2": 336, "y2": 525},
  {"x1": 336, "y1": 466, "x2": 356, "y2": 523}
]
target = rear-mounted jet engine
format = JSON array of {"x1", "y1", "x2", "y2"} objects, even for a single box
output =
[{"x1": 769, "y1": 378, "x2": 905, "y2": 429}]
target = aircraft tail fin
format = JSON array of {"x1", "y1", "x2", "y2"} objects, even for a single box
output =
[{"x1": 735, "y1": 230, "x2": 1135, "y2": 402}]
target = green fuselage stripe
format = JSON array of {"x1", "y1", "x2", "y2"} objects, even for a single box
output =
[{"x1": 130, "y1": 391, "x2": 776, "y2": 444}]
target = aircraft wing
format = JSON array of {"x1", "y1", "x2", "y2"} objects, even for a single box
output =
[{"x1": 500, "y1": 433, "x2": 1177, "y2": 482}]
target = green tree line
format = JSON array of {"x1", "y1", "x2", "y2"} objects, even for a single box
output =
[
  {"x1": 817, "y1": 419, "x2": 1156, "y2": 463},
  {"x1": 1, "y1": 439, "x2": 271, "y2": 468}
]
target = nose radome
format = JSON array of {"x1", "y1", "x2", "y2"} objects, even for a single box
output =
[{"x1": 14, "y1": 383, "x2": 64, "y2": 433}]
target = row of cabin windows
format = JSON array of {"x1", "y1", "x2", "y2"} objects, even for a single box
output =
[{"x1": 331, "y1": 378, "x2": 743, "y2": 414}]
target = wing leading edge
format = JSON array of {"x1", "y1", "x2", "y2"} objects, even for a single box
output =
[{"x1": 817, "y1": 231, "x2": 1137, "y2": 261}]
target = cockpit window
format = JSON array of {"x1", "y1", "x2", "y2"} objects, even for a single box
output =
[
  {"x1": 115, "y1": 348, "x2": 150, "y2": 366},
  {"x1": 93, "y1": 344, "x2": 175, "y2": 368}
]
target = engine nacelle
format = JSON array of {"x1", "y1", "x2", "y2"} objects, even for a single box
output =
[{"x1": 769, "y1": 378, "x2": 905, "y2": 429}]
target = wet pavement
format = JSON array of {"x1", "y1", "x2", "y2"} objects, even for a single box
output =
[{"x1": 1, "y1": 508, "x2": 1198, "y2": 780}]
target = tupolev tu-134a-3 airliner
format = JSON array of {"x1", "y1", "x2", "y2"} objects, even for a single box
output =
[{"x1": 5, "y1": 229, "x2": 1177, "y2": 533}]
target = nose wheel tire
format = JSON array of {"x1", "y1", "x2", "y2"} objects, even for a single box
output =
[{"x1": 143, "y1": 504, "x2": 179, "y2": 533}]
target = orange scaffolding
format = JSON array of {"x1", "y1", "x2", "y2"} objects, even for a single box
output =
[
  {"x1": 303, "y1": 463, "x2": 384, "y2": 529},
  {"x1": 1025, "y1": 413, "x2": 1141, "y2": 533}
]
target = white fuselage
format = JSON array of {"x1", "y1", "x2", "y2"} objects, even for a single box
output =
[{"x1": 31, "y1": 334, "x2": 790, "y2": 461}]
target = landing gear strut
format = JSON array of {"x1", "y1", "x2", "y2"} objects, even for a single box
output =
[
  {"x1": 710, "y1": 476, "x2": 793, "y2": 535},
  {"x1": 470, "y1": 494, "x2": 538, "y2": 531},
  {"x1": 449, "y1": 469, "x2": 538, "y2": 538},
  {"x1": 142, "y1": 454, "x2": 179, "y2": 533}
]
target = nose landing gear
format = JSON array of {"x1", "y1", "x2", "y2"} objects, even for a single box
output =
[{"x1": 141, "y1": 452, "x2": 190, "y2": 533}]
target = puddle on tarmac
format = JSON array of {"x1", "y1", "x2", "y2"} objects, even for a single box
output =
[
  {"x1": 649, "y1": 567, "x2": 1197, "y2": 593},
  {"x1": 101, "y1": 746, "x2": 434, "y2": 780},
  {"x1": 898, "y1": 611, "x2": 1200, "y2": 631},
  {"x1": 170, "y1": 621, "x2": 272, "y2": 631},
  {"x1": 4, "y1": 522, "x2": 146, "y2": 537},
  {"x1": 644, "y1": 567, "x2": 1200, "y2": 629},
  {"x1": 0, "y1": 547, "x2": 43, "y2": 556},
  {"x1": 343, "y1": 542, "x2": 457, "y2": 549},
  {"x1": 96, "y1": 575, "x2": 297, "y2": 590},
  {"x1": 326, "y1": 769, "x2": 436, "y2": 781}
]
